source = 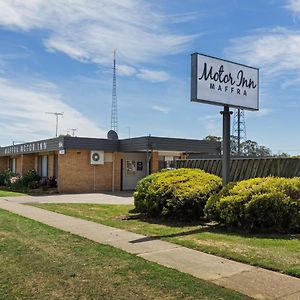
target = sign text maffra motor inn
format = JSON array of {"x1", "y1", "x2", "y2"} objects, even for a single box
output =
[{"x1": 191, "y1": 53, "x2": 259, "y2": 110}]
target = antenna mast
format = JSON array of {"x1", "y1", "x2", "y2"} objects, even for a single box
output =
[
  {"x1": 67, "y1": 128, "x2": 78, "y2": 137},
  {"x1": 232, "y1": 109, "x2": 247, "y2": 156},
  {"x1": 45, "y1": 112, "x2": 64, "y2": 137},
  {"x1": 111, "y1": 49, "x2": 118, "y2": 133}
]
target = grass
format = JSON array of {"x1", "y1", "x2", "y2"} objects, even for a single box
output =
[
  {"x1": 33, "y1": 203, "x2": 300, "y2": 278},
  {"x1": 0, "y1": 189, "x2": 26, "y2": 197},
  {"x1": 0, "y1": 187, "x2": 58, "y2": 197},
  {"x1": 0, "y1": 209, "x2": 250, "y2": 300}
]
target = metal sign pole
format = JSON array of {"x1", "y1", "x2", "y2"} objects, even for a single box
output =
[{"x1": 221, "y1": 106, "x2": 232, "y2": 186}]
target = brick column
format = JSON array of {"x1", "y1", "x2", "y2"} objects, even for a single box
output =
[
  {"x1": 48, "y1": 154, "x2": 55, "y2": 177},
  {"x1": 151, "y1": 151, "x2": 159, "y2": 174},
  {"x1": 113, "y1": 152, "x2": 123, "y2": 192},
  {"x1": 15, "y1": 156, "x2": 22, "y2": 175}
]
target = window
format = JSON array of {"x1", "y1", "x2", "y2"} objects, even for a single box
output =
[
  {"x1": 10, "y1": 158, "x2": 16, "y2": 174},
  {"x1": 39, "y1": 155, "x2": 48, "y2": 177},
  {"x1": 158, "y1": 156, "x2": 180, "y2": 171}
]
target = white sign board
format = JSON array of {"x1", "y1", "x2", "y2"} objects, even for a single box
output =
[{"x1": 191, "y1": 53, "x2": 259, "y2": 110}]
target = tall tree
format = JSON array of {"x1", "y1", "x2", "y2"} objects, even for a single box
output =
[
  {"x1": 204, "y1": 135, "x2": 222, "y2": 142},
  {"x1": 204, "y1": 135, "x2": 272, "y2": 157}
]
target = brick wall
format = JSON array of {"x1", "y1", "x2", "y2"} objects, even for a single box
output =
[
  {"x1": 2, "y1": 152, "x2": 56, "y2": 176},
  {"x1": 57, "y1": 150, "x2": 122, "y2": 193},
  {"x1": 21, "y1": 154, "x2": 36, "y2": 174},
  {"x1": 0, "y1": 157, "x2": 9, "y2": 171}
]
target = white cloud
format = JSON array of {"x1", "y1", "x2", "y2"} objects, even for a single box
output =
[
  {"x1": 226, "y1": 27, "x2": 300, "y2": 92},
  {"x1": 117, "y1": 64, "x2": 137, "y2": 76},
  {"x1": 227, "y1": 28, "x2": 300, "y2": 75},
  {"x1": 151, "y1": 105, "x2": 170, "y2": 114},
  {"x1": 0, "y1": 0, "x2": 194, "y2": 79},
  {"x1": 32, "y1": 80, "x2": 58, "y2": 91},
  {"x1": 285, "y1": 0, "x2": 300, "y2": 14},
  {"x1": 248, "y1": 108, "x2": 272, "y2": 118},
  {"x1": 137, "y1": 69, "x2": 171, "y2": 82},
  {"x1": 199, "y1": 115, "x2": 221, "y2": 137},
  {"x1": 225, "y1": 2, "x2": 300, "y2": 89},
  {"x1": 0, "y1": 77, "x2": 106, "y2": 146},
  {"x1": 166, "y1": 11, "x2": 201, "y2": 24}
]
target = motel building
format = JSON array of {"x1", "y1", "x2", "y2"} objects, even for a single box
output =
[{"x1": 0, "y1": 133, "x2": 221, "y2": 193}]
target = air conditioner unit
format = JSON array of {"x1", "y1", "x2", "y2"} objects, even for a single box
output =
[{"x1": 90, "y1": 151, "x2": 104, "y2": 165}]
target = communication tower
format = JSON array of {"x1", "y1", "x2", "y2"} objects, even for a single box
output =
[
  {"x1": 232, "y1": 109, "x2": 247, "y2": 156},
  {"x1": 111, "y1": 49, "x2": 118, "y2": 133}
]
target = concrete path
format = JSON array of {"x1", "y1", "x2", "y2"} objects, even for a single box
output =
[
  {"x1": 3, "y1": 192, "x2": 134, "y2": 205},
  {"x1": 0, "y1": 199, "x2": 299, "y2": 300}
]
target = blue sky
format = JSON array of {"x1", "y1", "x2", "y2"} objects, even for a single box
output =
[{"x1": 0, "y1": 0, "x2": 300, "y2": 154}]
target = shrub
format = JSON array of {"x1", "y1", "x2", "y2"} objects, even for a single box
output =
[
  {"x1": 0, "y1": 169, "x2": 14, "y2": 186},
  {"x1": 27, "y1": 180, "x2": 39, "y2": 189},
  {"x1": 134, "y1": 168, "x2": 222, "y2": 220},
  {"x1": 205, "y1": 177, "x2": 300, "y2": 232},
  {"x1": 47, "y1": 176, "x2": 57, "y2": 188},
  {"x1": 9, "y1": 170, "x2": 40, "y2": 191},
  {"x1": 22, "y1": 169, "x2": 40, "y2": 188},
  {"x1": 10, "y1": 176, "x2": 24, "y2": 191}
]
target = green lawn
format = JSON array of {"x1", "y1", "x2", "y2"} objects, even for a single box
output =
[
  {"x1": 0, "y1": 209, "x2": 250, "y2": 300},
  {"x1": 0, "y1": 189, "x2": 25, "y2": 197},
  {"x1": 33, "y1": 203, "x2": 300, "y2": 278},
  {"x1": 0, "y1": 188, "x2": 58, "y2": 197}
]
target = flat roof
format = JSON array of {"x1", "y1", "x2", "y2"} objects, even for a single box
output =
[{"x1": 0, "y1": 135, "x2": 221, "y2": 156}]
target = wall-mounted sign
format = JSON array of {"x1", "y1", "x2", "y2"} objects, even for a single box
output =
[
  {"x1": 4, "y1": 141, "x2": 48, "y2": 155},
  {"x1": 126, "y1": 160, "x2": 136, "y2": 175},
  {"x1": 191, "y1": 53, "x2": 259, "y2": 111}
]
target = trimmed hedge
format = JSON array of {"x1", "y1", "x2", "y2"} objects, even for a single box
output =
[
  {"x1": 134, "y1": 168, "x2": 222, "y2": 220},
  {"x1": 205, "y1": 177, "x2": 300, "y2": 232}
]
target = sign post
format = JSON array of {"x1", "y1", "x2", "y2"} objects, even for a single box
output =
[
  {"x1": 191, "y1": 53, "x2": 259, "y2": 186},
  {"x1": 221, "y1": 106, "x2": 232, "y2": 185}
]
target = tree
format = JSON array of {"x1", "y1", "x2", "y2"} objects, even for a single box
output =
[
  {"x1": 204, "y1": 135, "x2": 221, "y2": 142},
  {"x1": 241, "y1": 140, "x2": 272, "y2": 157},
  {"x1": 204, "y1": 135, "x2": 272, "y2": 157},
  {"x1": 275, "y1": 152, "x2": 290, "y2": 158}
]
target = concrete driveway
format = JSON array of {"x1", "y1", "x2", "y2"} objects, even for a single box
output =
[{"x1": 2, "y1": 192, "x2": 134, "y2": 205}]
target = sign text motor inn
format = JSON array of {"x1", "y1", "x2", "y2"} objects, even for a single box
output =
[{"x1": 4, "y1": 141, "x2": 48, "y2": 155}]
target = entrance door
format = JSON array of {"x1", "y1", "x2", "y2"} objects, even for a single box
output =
[{"x1": 122, "y1": 153, "x2": 147, "y2": 190}]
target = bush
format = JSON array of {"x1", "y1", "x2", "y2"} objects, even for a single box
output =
[
  {"x1": 134, "y1": 168, "x2": 222, "y2": 220},
  {"x1": 205, "y1": 177, "x2": 300, "y2": 232},
  {"x1": 9, "y1": 169, "x2": 40, "y2": 191},
  {"x1": 10, "y1": 176, "x2": 24, "y2": 191},
  {"x1": 47, "y1": 176, "x2": 57, "y2": 188},
  {"x1": 0, "y1": 169, "x2": 14, "y2": 186},
  {"x1": 22, "y1": 169, "x2": 40, "y2": 188}
]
